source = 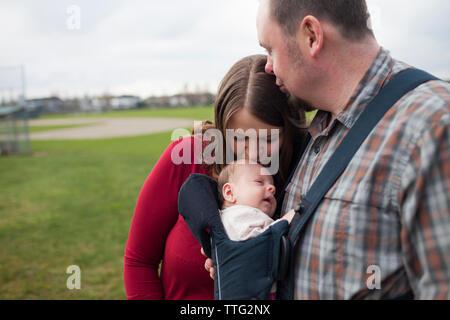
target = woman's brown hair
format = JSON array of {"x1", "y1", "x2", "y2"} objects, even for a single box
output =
[{"x1": 198, "y1": 55, "x2": 308, "y2": 195}]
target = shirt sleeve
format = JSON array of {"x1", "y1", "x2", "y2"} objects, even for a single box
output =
[
  {"x1": 123, "y1": 136, "x2": 202, "y2": 300},
  {"x1": 399, "y1": 115, "x2": 450, "y2": 299}
]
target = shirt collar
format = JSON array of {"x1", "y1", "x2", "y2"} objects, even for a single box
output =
[{"x1": 309, "y1": 47, "x2": 395, "y2": 137}]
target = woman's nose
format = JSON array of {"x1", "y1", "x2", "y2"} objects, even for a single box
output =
[{"x1": 245, "y1": 141, "x2": 258, "y2": 161}]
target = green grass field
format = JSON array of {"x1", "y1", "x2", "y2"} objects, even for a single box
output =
[
  {"x1": 0, "y1": 106, "x2": 315, "y2": 299},
  {"x1": 0, "y1": 130, "x2": 176, "y2": 299},
  {"x1": 38, "y1": 106, "x2": 215, "y2": 121},
  {"x1": 0, "y1": 107, "x2": 214, "y2": 300}
]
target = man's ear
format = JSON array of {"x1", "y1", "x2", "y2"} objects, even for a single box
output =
[
  {"x1": 222, "y1": 183, "x2": 235, "y2": 203},
  {"x1": 297, "y1": 15, "x2": 323, "y2": 58}
]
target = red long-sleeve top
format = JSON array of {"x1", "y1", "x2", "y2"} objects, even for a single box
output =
[{"x1": 124, "y1": 136, "x2": 214, "y2": 300}]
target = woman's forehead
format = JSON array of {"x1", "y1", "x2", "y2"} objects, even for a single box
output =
[{"x1": 227, "y1": 108, "x2": 282, "y2": 131}]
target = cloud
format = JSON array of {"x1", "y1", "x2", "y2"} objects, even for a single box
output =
[
  {"x1": 0, "y1": 0, "x2": 448, "y2": 99},
  {"x1": 367, "y1": 0, "x2": 450, "y2": 77}
]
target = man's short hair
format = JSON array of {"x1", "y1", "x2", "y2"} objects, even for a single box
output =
[{"x1": 269, "y1": 0, "x2": 374, "y2": 41}]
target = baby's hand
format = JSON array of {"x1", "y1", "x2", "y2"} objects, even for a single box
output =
[{"x1": 280, "y1": 209, "x2": 296, "y2": 224}]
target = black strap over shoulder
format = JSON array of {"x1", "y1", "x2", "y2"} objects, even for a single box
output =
[{"x1": 278, "y1": 68, "x2": 439, "y2": 300}]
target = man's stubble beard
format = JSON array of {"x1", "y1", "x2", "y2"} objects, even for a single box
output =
[{"x1": 286, "y1": 39, "x2": 316, "y2": 112}]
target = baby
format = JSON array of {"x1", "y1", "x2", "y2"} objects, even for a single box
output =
[
  {"x1": 217, "y1": 160, "x2": 295, "y2": 242},
  {"x1": 217, "y1": 160, "x2": 295, "y2": 299}
]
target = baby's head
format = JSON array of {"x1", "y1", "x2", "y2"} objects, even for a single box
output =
[{"x1": 217, "y1": 160, "x2": 276, "y2": 217}]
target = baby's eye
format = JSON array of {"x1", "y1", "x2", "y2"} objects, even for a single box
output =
[{"x1": 254, "y1": 180, "x2": 264, "y2": 185}]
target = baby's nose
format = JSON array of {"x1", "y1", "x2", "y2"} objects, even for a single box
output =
[{"x1": 267, "y1": 184, "x2": 276, "y2": 194}]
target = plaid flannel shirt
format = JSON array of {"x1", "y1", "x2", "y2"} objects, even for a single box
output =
[{"x1": 281, "y1": 47, "x2": 450, "y2": 299}]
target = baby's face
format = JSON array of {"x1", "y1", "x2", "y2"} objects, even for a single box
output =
[{"x1": 230, "y1": 164, "x2": 276, "y2": 217}]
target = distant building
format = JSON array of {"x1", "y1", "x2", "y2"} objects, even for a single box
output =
[
  {"x1": 27, "y1": 96, "x2": 65, "y2": 113},
  {"x1": 145, "y1": 96, "x2": 170, "y2": 108},
  {"x1": 169, "y1": 94, "x2": 189, "y2": 107},
  {"x1": 79, "y1": 95, "x2": 96, "y2": 112},
  {"x1": 91, "y1": 95, "x2": 113, "y2": 111},
  {"x1": 23, "y1": 91, "x2": 216, "y2": 116},
  {"x1": 111, "y1": 95, "x2": 140, "y2": 110},
  {"x1": 144, "y1": 92, "x2": 215, "y2": 109},
  {"x1": 27, "y1": 96, "x2": 81, "y2": 115}
]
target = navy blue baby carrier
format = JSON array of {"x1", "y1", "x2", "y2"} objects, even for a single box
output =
[{"x1": 178, "y1": 69, "x2": 438, "y2": 300}]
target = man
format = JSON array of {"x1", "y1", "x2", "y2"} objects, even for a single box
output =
[{"x1": 206, "y1": 0, "x2": 450, "y2": 299}]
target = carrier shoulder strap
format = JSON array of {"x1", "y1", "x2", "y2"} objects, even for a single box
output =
[{"x1": 287, "y1": 68, "x2": 439, "y2": 246}]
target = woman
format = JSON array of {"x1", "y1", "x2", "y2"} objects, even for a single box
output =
[{"x1": 124, "y1": 55, "x2": 308, "y2": 300}]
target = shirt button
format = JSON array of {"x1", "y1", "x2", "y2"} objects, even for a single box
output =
[
  {"x1": 295, "y1": 203, "x2": 305, "y2": 214},
  {"x1": 314, "y1": 144, "x2": 321, "y2": 154}
]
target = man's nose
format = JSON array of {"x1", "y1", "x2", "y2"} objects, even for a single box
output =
[{"x1": 265, "y1": 56, "x2": 274, "y2": 75}]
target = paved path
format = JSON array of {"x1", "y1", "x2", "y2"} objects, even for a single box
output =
[{"x1": 29, "y1": 117, "x2": 195, "y2": 140}]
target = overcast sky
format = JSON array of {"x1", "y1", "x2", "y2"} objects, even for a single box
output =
[{"x1": 0, "y1": 0, "x2": 449, "y2": 99}]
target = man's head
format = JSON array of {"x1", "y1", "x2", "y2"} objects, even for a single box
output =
[
  {"x1": 268, "y1": 0, "x2": 373, "y2": 41},
  {"x1": 218, "y1": 160, "x2": 277, "y2": 217},
  {"x1": 257, "y1": 0, "x2": 377, "y2": 109}
]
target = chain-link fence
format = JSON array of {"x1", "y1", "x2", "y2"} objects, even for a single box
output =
[
  {"x1": 0, "y1": 66, "x2": 31, "y2": 156},
  {"x1": 0, "y1": 106, "x2": 31, "y2": 156}
]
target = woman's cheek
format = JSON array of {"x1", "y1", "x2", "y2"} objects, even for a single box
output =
[
  {"x1": 267, "y1": 138, "x2": 283, "y2": 157},
  {"x1": 264, "y1": 142, "x2": 277, "y2": 157}
]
